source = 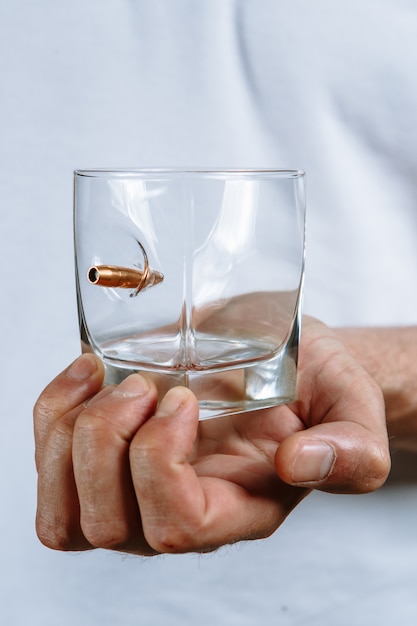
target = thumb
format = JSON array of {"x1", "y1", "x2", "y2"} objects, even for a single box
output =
[{"x1": 274, "y1": 423, "x2": 390, "y2": 494}]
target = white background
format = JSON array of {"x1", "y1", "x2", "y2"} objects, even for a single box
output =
[{"x1": 1, "y1": 1, "x2": 417, "y2": 624}]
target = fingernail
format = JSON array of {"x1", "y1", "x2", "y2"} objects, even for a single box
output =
[
  {"x1": 112, "y1": 374, "x2": 150, "y2": 397},
  {"x1": 291, "y1": 440, "x2": 335, "y2": 484},
  {"x1": 155, "y1": 387, "x2": 189, "y2": 417},
  {"x1": 66, "y1": 354, "x2": 97, "y2": 381}
]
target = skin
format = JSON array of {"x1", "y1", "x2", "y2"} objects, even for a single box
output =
[
  {"x1": 34, "y1": 317, "x2": 392, "y2": 555},
  {"x1": 336, "y1": 326, "x2": 417, "y2": 451}
]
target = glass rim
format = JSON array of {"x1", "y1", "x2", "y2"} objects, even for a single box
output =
[{"x1": 74, "y1": 167, "x2": 305, "y2": 179}]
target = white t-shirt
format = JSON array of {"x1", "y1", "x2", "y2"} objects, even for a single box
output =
[{"x1": 1, "y1": 1, "x2": 417, "y2": 624}]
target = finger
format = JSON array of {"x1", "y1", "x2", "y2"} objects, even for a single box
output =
[
  {"x1": 130, "y1": 387, "x2": 206, "y2": 553},
  {"x1": 275, "y1": 323, "x2": 391, "y2": 493},
  {"x1": 130, "y1": 389, "x2": 305, "y2": 554},
  {"x1": 36, "y1": 400, "x2": 93, "y2": 550},
  {"x1": 34, "y1": 354, "x2": 105, "y2": 468},
  {"x1": 72, "y1": 374, "x2": 158, "y2": 555},
  {"x1": 35, "y1": 386, "x2": 115, "y2": 551},
  {"x1": 296, "y1": 321, "x2": 386, "y2": 438},
  {"x1": 275, "y1": 387, "x2": 391, "y2": 493}
]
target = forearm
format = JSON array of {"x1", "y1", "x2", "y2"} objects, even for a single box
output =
[{"x1": 335, "y1": 326, "x2": 417, "y2": 450}]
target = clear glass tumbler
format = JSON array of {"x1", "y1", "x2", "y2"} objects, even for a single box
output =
[{"x1": 74, "y1": 169, "x2": 306, "y2": 419}]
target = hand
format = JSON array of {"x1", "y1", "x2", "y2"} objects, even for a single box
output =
[
  {"x1": 336, "y1": 325, "x2": 417, "y2": 451},
  {"x1": 34, "y1": 317, "x2": 390, "y2": 555}
]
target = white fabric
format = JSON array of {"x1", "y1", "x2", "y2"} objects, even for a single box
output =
[{"x1": 1, "y1": 1, "x2": 417, "y2": 624}]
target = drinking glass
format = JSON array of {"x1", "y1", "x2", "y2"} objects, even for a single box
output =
[{"x1": 74, "y1": 169, "x2": 306, "y2": 419}]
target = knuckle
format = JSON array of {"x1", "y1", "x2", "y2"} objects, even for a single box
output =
[
  {"x1": 33, "y1": 394, "x2": 57, "y2": 427},
  {"x1": 36, "y1": 412, "x2": 78, "y2": 472},
  {"x1": 74, "y1": 407, "x2": 112, "y2": 439},
  {"x1": 130, "y1": 438, "x2": 162, "y2": 462},
  {"x1": 147, "y1": 529, "x2": 196, "y2": 554},
  {"x1": 145, "y1": 518, "x2": 210, "y2": 554},
  {"x1": 349, "y1": 439, "x2": 391, "y2": 493},
  {"x1": 36, "y1": 514, "x2": 80, "y2": 552},
  {"x1": 129, "y1": 438, "x2": 168, "y2": 481},
  {"x1": 51, "y1": 415, "x2": 77, "y2": 445},
  {"x1": 81, "y1": 519, "x2": 131, "y2": 550}
]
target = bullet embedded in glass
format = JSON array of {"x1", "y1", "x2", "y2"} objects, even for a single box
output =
[{"x1": 87, "y1": 264, "x2": 164, "y2": 294}]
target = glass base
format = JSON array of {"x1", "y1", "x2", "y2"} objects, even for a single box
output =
[{"x1": 82, "y1": 317, "x2": 299, "y2": 420}]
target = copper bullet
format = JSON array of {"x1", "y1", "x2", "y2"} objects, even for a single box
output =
[{"x1": 87, "y1": 265, "x2": 164, "y2": 292}]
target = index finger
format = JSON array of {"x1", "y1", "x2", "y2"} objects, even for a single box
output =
[{"x1": 33, "y1": 354, "x2": 105, "y2": 465}]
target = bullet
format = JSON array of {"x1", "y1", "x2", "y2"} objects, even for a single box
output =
[{"x1": 87, "y1": 264, "x2": 164, "y2": 293}]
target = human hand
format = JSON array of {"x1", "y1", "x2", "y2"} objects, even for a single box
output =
[
  {"x1": 336, "y1": 325, "x2": 417, "y2": 451},
  {"x1": 34, "y1": 317, "x2": 390, "y2": 555}
]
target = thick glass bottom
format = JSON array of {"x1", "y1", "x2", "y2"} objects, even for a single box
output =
[{"x1": 81, "y1": 320, "x2": 300, "y2": 420}]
